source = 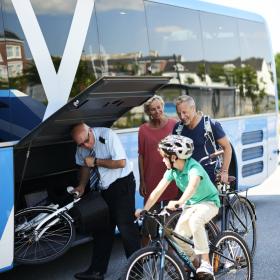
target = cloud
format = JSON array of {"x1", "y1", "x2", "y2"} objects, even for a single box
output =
[
  {"x1": 203, "y1": 31, "x2": 235, "y2": 40},
  {"x1": 95, "y1": 0, "x2": 143, "y2": 12},
  {"x1": 6, "y1": 0, "x2": 143, "y2": 15},
  {"x1": 5, "y1": 0, "x2": 76, "y2": 15},
  {"x1": 155, "y1": 25, "x2": 183, "y2": 33},
  {"x1": 155, "y1": 25, "x2": 197, "y2": 41},
  {"x1": 31, "y1": 0, "x2": 76, "y2": 14}
]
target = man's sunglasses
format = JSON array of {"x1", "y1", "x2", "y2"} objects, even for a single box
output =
[{"x1": 78, "y1": 130, "x2": 90, "y2": 147}]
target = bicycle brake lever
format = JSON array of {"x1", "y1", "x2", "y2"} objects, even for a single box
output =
[{"x1": 159, "y1": 207, "x2": 170, "y2": 216}]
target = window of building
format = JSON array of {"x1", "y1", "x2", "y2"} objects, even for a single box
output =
[{"x1": 6, "y1": 45, "x2": 21, "y2": 59}]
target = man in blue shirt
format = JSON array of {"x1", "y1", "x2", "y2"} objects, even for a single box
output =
[
  {"x1": 71, "y1": 123, "x2": 140, "y2": 280},
  {"x1": 173, "y1": 95, "x2": 232, "y2": 183}
]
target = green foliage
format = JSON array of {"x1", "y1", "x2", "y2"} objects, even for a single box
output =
[
  {"x1": 197, "y1": 64, "x2": 206, "y2": 82},
  {"x1": 18, "y1": 56, "x2": 96, "y2": 99},
  {"x1": 275, "y1": 53, "x2": 280, "y2": 100},
  {"x1": 185, "y1": 77, "x2": 195, "y2": 84}
]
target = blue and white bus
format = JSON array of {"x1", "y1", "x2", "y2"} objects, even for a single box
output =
[{"x1": 0, "y1": 0, "x2": 278, "y2": 272}]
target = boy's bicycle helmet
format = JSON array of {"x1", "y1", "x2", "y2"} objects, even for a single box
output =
[{"x1": 159, "y1": 135, "x2": 194, "y2": 159}]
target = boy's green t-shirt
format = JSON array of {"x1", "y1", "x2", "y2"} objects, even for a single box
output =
[{"x1": 164, "y1": 158, "x2": 220, "y2": 207}]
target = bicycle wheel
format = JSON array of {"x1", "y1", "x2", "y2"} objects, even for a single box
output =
[
  {"x1": 226, "y1": 195, "x2": 257, "y2": 256},
  {"x1": 14, "y1": 206, "x2": 75, "y2": 264},
  {"x1": 121, "y1": 246, "x2": 188, "y2": 280},
  {"x1": 211, "y1": 230, "x2": 253, "y2": 280},
  {"x1": 165, "y1": 210, "x2": 219, "y2": 245}
]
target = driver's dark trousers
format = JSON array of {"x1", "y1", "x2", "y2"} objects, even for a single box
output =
[{"x1": 88, "y1": 172, "x2": 140, "y2": 274}]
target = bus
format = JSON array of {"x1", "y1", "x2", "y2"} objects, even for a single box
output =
[{"x1": 0, "y1": 0, "x2": 278, "y2": 272}]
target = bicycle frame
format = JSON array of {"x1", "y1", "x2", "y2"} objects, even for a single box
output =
[
  {"x1": 200, "y1": 150, "x2": 255, "y2": 236},
  {"x1": 150, "y1": 213, "x2": 197, "y2": 279},
  {"x1": 219, "y1": 185, "x2": 252, "y2": 235},
  {"x1": 145, "y1": 211, "x2": 242, "y2": 280},
  {"x1": 27, "y1": 198, "x2": 80, "y2": 241},
  {"x1": 164, "y1": 227, "x2": 197, "y2": 274}
]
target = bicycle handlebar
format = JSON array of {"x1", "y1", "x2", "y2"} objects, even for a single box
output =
[
  {"x1": 66, "y1": 186, "x2": 80, "y2": 198},
  {"x1": 139, "y1": 206, "x2": 180, "y2": 220},
  {"x1": 199, "y1": 149, "x2": 224, "y2": 164}
]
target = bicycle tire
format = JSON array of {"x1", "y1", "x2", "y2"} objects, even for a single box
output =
[
  {"x1": 211, "y1": 230, "x2": 253, "y2": 280},
  {"x1": 165, "y1": 210, "x2": 219, "y2": 245},
  {"x1": 226, "y1": 195, "x2": 257, "y2": 256},
  {"x1": 121, "y1": 246, "x2": 188, "y2": 280},
  {"x1": 14, "y1": 206, "x2": 75, "y2": 264}
]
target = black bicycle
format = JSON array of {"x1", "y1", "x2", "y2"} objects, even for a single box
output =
[
  {"x1": 122, "y1": 209, "x2": 253, "y2": 280},
  {"x1": 165, "y1": 150, "x2": 257, "y2": 257}
]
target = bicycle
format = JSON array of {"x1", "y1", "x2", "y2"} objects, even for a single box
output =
[
  {"x1": 165, "y1": 150, "x2": 257, "y2": 257},
  {"x1": 14, "y1": 187, "x2": 81, "y2": 264},
  {"x1": 122, "y1": 209, "x2": 253, "y2": 280}
]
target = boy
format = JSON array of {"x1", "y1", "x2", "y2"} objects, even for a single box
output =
[{"x1": 136, "y1": 135, "x2": 220, "y2": 278}]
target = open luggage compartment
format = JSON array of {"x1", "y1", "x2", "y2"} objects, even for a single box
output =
[{"x1": 13, "y1": 76, "x2": 170, "y2": 215}]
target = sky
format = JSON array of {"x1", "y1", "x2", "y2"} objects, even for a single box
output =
[{"x1": 200, "y1": 0, "x2": 279, "y2": 54}]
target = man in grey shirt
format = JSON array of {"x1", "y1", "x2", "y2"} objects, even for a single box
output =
[{"x1": 71, "y1": 123, "x2": 140, "y2": 280}]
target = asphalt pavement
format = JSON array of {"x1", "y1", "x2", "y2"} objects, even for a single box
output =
[
  {"x1": 245, "y1": 163, "x2": 280, "y2": 279},
  {"x1": 1, "y1": 162, "x2": 280, "y2": 280}
]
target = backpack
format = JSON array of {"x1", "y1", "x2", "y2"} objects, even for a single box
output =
[
  {"x1": 203, "y1": 115, "x2": 223, "y2": 171},
  {"x1": 203, "y1": 115, "x2": 218, "y2": 154}
]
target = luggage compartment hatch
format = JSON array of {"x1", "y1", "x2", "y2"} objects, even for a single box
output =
[{"x1": 15, "y1": 76, "x2": 170, "y2": 149}]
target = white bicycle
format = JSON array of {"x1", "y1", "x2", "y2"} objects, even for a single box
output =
[{"x1": 14, "y1": 187, "x2": 80, "y2": 264}]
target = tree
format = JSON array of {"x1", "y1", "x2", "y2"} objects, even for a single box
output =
[{"x1": 275, "y1": 53, "x2": 280, "y2": 100}]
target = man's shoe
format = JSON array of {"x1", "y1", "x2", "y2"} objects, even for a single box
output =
[{"x1": 74, "y1": 269, "x2": 104, "y2": 280}]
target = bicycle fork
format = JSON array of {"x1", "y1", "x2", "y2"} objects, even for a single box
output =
[
  {"x1": 34, "y1": 204, "x2": 75, "y2": 241},
  {"x1": 226, "y1": 197, "x2": 249, "y2": 234},
  {"x1": 220, "y1": 192, "x2": 249, "y2": 234},
  {"x1": 159, "y1": 249, "x2": 166, "y2": 280}
]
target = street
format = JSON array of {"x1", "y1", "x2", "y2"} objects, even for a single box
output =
[{"x1": 1, "y1": 163, "x2": 280, "y2": 280}]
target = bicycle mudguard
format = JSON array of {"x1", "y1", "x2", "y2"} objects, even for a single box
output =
[{"x1": 71, "y1": 191, "x2": 110, "y2": 233}]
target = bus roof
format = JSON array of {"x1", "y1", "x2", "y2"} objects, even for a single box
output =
[{"x1": 150, "y1": 0, "x2": 265, "y2": 23}]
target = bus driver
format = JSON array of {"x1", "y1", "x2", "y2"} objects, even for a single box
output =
[{"x1": 71, "y1": 123, "x2": 140, "y2": 280}]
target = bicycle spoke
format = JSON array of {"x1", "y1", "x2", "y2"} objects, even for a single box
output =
[
  {"x1": 14, "y1": 242, "x2": 30, "y2": 256},
  {"x1": 125, "y1": 249, "x2": 187, "y2": 280},
  {"x1": 226, "y1": 196, "x2": 256, "y2": 256},
  {"x1": 212, "y1": 231, "x2": 252, "y2": 280},
  {"x1": 14, "y1": 207, "x2": 75, "y2": 264}
]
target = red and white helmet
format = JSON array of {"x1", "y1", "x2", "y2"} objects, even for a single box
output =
[{"x1": 159, "y1": 135, "x2": 194, "y2": 159}]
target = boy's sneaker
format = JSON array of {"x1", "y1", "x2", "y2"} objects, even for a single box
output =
[{"x1": 196, "y1": 260, "x2": 214, "y2": 277}]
